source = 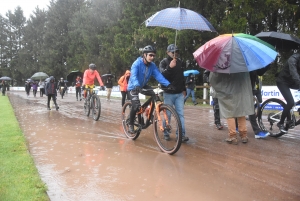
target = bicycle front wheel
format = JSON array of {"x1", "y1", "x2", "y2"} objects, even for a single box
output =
[
  {"x1": 257, "y1": 98, "x2": 286, "y2": 137},
  {"x1": 91, "y1": 95, "x2": 101, "y2": 121},
  {"x1": 121, "y1": 102, "x2": 141, "y2": 140},
  {"x1": 153, "y1": 104, "x2": 182, "y2": 155}
]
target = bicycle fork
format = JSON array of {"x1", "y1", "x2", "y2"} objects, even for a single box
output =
[{"x1": 155, "y1": 102, "x2": 171, "y2": 132}]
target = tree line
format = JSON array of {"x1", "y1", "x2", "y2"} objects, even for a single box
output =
[{"x1": 0, "y1": 0, "x2": 299, "y2": 86}]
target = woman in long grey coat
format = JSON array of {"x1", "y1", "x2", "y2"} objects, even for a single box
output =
[{"x1": 210, "y1": 72, "x2": 254, "y2": 144}]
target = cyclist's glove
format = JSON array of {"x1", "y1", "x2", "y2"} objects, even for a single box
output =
[
  {"x1": 134, "y1": 86, "x2": 141, "y2": 93},
  {"x1": 100, "y1": 86, "x2": 105, "y2": 91},
  {"x1": 167, "y1": 84, "x2": 176, "y2": 91}
]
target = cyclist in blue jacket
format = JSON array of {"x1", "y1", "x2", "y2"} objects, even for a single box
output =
[{"x1": 127, "y1": 45, "x2": 173, "y2": 134}]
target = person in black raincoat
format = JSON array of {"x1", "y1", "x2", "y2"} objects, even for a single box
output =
[
  {"x1": 276, "y1": 53, "x2": 300, "y2": 132},
  {"x1": 45, "y1": 76, "x2": 59, "y2": 110}
]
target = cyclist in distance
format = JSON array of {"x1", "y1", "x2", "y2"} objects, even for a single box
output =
[
  {"x1": 276, "y1": 52, "x2": 300, "y2": 133},
  {"x1": 57, "y1": 77, "x2": 67, "y2": 96},
  {"x1": 82, "y1": 63, "x2": 105, "y2": 98},
  {"x1": 127, "y1": 45, "x2": 174, "y2": 134}
]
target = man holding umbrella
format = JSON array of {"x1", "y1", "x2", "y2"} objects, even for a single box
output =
[{"x1": 159, "y1": 44, "x2": 189, "y2": 142}]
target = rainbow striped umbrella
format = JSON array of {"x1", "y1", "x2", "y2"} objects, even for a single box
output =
[{"x1": 193, "y1": 33, "x2": 278, "y2": 73}]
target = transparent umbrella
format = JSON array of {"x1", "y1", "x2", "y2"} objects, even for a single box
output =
[{"x1": 31, "y1": 72, "x2": 49, "y2": 80}]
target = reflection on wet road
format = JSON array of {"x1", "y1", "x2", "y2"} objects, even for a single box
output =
[{"x1": 8, "y1": 92, "x2": 300, "y2": 201}]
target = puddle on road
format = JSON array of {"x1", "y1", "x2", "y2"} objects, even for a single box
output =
[{"x1": 7, "y1": 92, "x2": 300, "y2": 201}]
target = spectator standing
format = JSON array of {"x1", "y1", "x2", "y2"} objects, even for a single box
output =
[
  {"x1": 203, "y1": 70, "x2": 223, "y2": 130},
  {"x1": 184, "y1": 73, "x2": 198, "y2": 105},
  {"x1": 118, "y1": 70, "x2": 131, "y2": 106},
  {"x1": 25, "y1": 81, "x2": 31, "y2": 97},
  {"x1": 39, "y1": 80, "x2": 45, "y2": 97},
  {"x1": 159, "y1": 44, "x2": 189, "y2": 142},
  {"x1": 105, "y1": 76, "x2": 113, "y2": 101},
  {"x1": 210, "y1": 72, "x2": 254, "y2": 144},
  {"x1": 75, "y1": 76, "x2": 82, "y2": 101},
  {"x1": 32, "y1": 81, "x2": 38, "y2": 97},
  {"x1": 45, "y1": 76, "x2": 59, "y2": 110},
  {"x1": 1, "y1": 81, "x2": 8, "y2": 96}
]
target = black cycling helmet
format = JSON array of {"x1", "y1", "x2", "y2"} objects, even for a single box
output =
[
  {"x1": 167, "y1": 44, "x2": 179, "y2": 52},
  {"x1": 89, "y1": 63, "x2": 96, "y2": 70},
  {"x1": 142, "y1": 45, "x2": 156, "y2": 54}
]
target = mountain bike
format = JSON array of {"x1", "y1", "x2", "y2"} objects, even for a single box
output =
[
  {"x1": 83, "y1": 86, "x2": 101, "y2": 121},
  {"x1": 121, "y1": 87, "x2": 182, "y2": 155},
  {"x1": 257, "y1": 98, "x2": 300, "y2": 137},
  {"x1": 59, "y1": 86, "x2": 66, "y2": 99}
]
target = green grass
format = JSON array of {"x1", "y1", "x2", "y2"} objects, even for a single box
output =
[{"x1": 0, "y1": 96, "x2": 49, "y2": 201}]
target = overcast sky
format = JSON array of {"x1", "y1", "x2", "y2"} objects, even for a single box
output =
[{"x1": 0, "y1": 0, "x2": 50, "y2": 18}]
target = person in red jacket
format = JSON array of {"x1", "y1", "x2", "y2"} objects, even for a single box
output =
[
  {"x1": 75, "y1": 76, "x2": 82, "y2": 101},
  {"x1": 82, "y1": 63, "x2": 105, "y2": 98},
  {"x1": 118, "y1": 70, "x2": 131, "y2": 106}
]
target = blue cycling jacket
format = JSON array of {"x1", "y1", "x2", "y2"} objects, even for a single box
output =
[{"x1": 127, "y1": 57, "x2": 170, "y2": 91}]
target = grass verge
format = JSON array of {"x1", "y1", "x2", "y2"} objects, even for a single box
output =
[{"x1": 0, "y1": 95, "x2": 49, "y2": 201}]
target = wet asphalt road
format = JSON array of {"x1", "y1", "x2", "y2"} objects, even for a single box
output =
[{"x1": 7, "y1": 91, "x2": 300, "y2": 201}]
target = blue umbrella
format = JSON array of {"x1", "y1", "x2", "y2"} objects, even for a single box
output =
[
  {"x1": 184, "y1": 70, "x2": 200, "y2": 77},
  {"x1": 145, "y1": 6, "x2": 216, "y2": 46}
]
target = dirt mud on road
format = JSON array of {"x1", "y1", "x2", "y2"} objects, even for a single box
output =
[{"x1": 8, "y1": 91, "x2": 300, "y2": 201}]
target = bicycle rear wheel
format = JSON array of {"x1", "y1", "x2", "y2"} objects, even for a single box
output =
[
  {"x1": 121, "y1": 102, "x2": 141, "y2": 140},
  {"x1": 153, "y1": 104, "x2": 182, "y2": 155},
  {"x1": 257, "y1": 98, "x2": 286, "y2": 137},
  {"x1": 91, "y1": 95, "x2": 101, "y2": 121},
  {"x1": 84, "y1": 97, "x2": 90, "y2": 116}
]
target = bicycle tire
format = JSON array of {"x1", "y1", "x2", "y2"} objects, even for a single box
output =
[
  {"x1": 257, "y1": 98, "x2": 286, "y2": 137},
  {"x1": 84, "y1": 97, "x2": 90, "y2": 116},
  {"x1": 121, "y1": 102, "x2": 141, "y2": 140},
  {"x1": 153, "y1": 104, "x2": 182, "y2": 155},
  {"x1": 92, "y1": 95, "x2": 101, "y2": 121}
]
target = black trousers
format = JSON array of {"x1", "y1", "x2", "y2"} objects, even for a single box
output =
[
  {"x1": 76, "y1": 87, "x2": 81, "y2": 99},
  {"x1": 248, "y1": 89, "x2": 262, "y2": 134},
  {"x1": 129, "y1": 85, "x2": 155, "y2": 125},
  {"x1": 40, "y1": 88, "x2": 45, "y2": 97},
  {"x1": 47, "y1": 94, "x2": 58, "y2": 108},
  {"x1": 213, "y1": 98, "x2": 221, "y2": 124},
  {"x1": 277, "y1": 82, "x2": 293, "y2": 123},
  {"x1": 121, "y1": 91, "x2": 129, "y2": 107}
]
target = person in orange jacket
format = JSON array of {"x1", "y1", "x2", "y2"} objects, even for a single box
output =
[{"x1": 118, "y1": 70, "x2": 131, "y2": 106}]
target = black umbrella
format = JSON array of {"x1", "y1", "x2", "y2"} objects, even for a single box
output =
[
  {"x1": 0, "y1": 76, "x2": 12, "y2": 81},
  {"x1": 255, "y1": 31, "x2": 300, "y2": 50},
  {"x1": 67, "y1": 70, "x2": 83, "y2": 86}
]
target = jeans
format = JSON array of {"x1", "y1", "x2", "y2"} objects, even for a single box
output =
[
  {"x1": 163, "y1": 92, "x2": 186, "y2": 136},
  {"x1": 184, "y1": 88, "x2": 196, "y2": 103}
]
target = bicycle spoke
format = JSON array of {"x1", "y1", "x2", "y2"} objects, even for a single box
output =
[{"x1": 257, "y1": 98, "x2": 286, "y2": 137}]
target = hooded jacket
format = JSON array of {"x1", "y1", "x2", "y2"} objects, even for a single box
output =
[
  {"x1": 276, "y1": 53, "x2": 300, "y2": 89},
  {"x1": 127, "y1": 57, "x2": 170, "y2": 91},
  {"x1": 118, "y1": 70, "x2": 130, "y2": 91},
  {"x1": 45, "y1": 76, "x2": 57, "y2": 96}
]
